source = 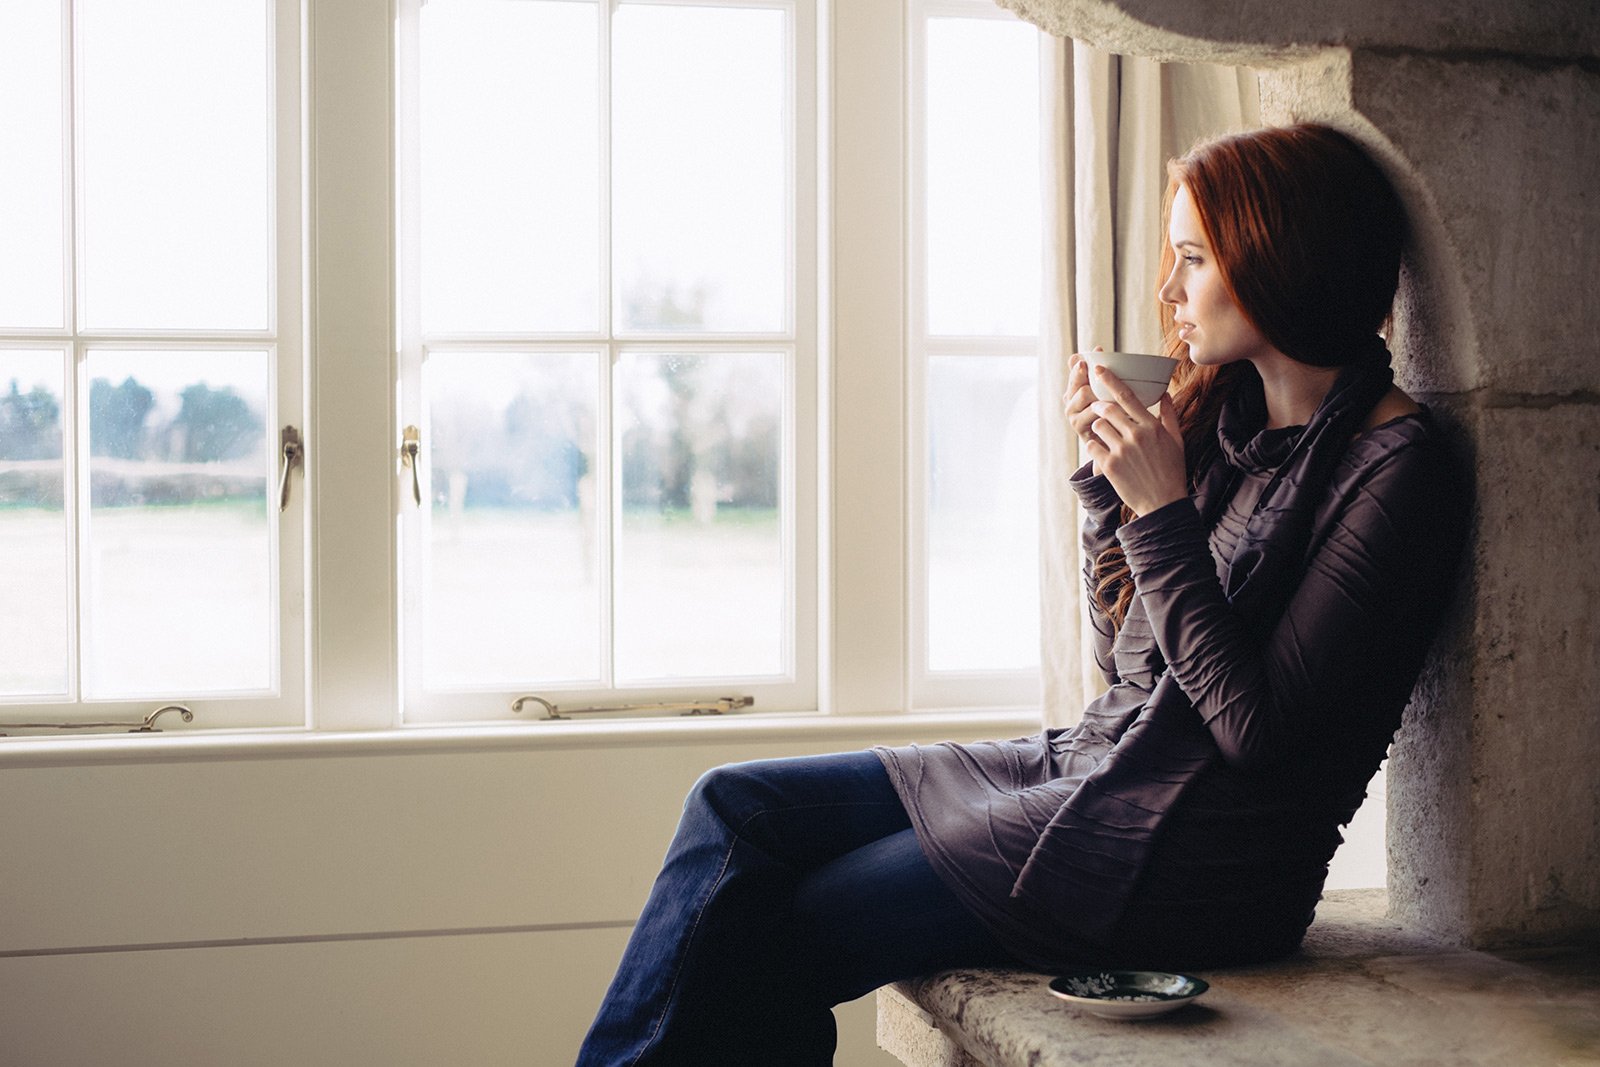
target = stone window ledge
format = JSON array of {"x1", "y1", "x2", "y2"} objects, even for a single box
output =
[{"x1": 877, "y1": 889, "x2": 1600, "y2": 1066}]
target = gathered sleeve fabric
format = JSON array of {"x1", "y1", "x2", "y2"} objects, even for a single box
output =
[
  {"x1": 1069, "y1": 461, "x2": 1127, "y2": 688},
  {"x1": 1114, "y1": 429, "x2": 1468, "y2": 774}
]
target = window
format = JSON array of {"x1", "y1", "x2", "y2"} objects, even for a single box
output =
[
  {"x1": 0, "y1": 0, "x2": 1045, "y2": 735},
  {"x1": 395, "y1": 0, "x2": 817, "y2": 723},
  {"x1": 0, "y1": 0, "x2": 304, "y2": 729}
]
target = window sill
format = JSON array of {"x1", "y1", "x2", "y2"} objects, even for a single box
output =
[{"x1": 0, "y1": 707, "x2": 1042, "y2": 769}]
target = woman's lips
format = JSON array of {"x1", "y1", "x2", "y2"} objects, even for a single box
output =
[{"x1": 1177, "y1": 322, "x2": 1195, "y2": 340}]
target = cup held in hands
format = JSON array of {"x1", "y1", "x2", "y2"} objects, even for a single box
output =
[{"x1": 1082, "y1": 350, "x2": 1177, "y2": 408}]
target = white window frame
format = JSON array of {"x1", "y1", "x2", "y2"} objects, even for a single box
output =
[
  {"x1": 904, "y1": 0, "x2": 1043, "y2": 710},
  {"x1": 0, "y1": 0, "x2": 307, "y2": 731}
]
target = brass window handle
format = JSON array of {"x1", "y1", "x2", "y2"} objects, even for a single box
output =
[
  {"x1": 401, "y1": 425, "x2": 422, "y2": 506},
  {"x1": 510, "y1": 695, "x2": 755, "y2": 721},
  {"x1": 278, "y1": 426, "x2": 303, "y2": 513}
]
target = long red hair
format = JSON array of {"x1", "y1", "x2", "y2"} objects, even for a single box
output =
[{"x1": 1092, "y1": 124, "x2": 1406, "y2": 628}]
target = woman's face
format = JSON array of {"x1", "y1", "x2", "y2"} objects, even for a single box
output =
[{"x1": 1158, "y1": 184, "x2": 1276, "y2": 367}]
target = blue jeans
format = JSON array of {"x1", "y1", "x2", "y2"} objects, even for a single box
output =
[{"x1": 576, "y1": 750, "x2": 1017, "y2": 1065}]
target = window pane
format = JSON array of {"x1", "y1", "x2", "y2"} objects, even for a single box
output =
[
  {"x1": 613, "y1": 4, "x2": 788, "y2": 333},
  {"x1": 925, "y1": 17, "x2": 1040, "y2": 337},
  {"x1": 927, "y1": 356, "x2": 1038, "y2": 671},
  {"x1": 0, "y1": 351, "x2": 69, "y2": 696},
  {"x1": 83, "y1": 350, "x2": 272, "y2": 696},
  {"x1": 0, "y1": 2, "x2": 65, "y2": 330},
  {"x1": 421, "y1": 350, "x2": 601, "y2": 688},
  {"x1": 420, "y1": 0, "x2": 601, "y2": 335},
  {"x1": 616, "y1": 351, "x2": 784, "y2": 680},
  {"x1": 79, "y1": 0, "x2": 272, "y2": 331}
]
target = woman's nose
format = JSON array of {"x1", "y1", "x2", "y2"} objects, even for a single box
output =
[{"x1": 1158, "y1": 270, "x2": 1180, "y2": 305}]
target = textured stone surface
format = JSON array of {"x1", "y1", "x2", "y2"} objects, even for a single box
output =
[
  {"x1": 991, "y1": 0, "x2": 1599, "y2": 66},
  {"x1": 877, "y1": 891, "x2": 1600, "y2": 1067},
  {"x1": 1347, "y1": 53, "x2": 1600, "y2": 397},
  {"x1": 1461, "y1": 402, "x2": 1599, "y2": 942},
  {"x1": 1376, "y1": 397, "x2": 1600, "y2": 948}
]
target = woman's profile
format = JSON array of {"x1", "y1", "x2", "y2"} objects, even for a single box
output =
[{"x1": 576, "y1": 122, "x2": 1470, "y2": 1066}]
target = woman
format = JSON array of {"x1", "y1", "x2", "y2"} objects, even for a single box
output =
[{"x1": 577, "y1": 123, "x2": 1469, "y2": 1066}]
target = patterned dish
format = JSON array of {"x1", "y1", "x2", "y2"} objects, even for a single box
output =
[{"x1": 1047, "y1": 970, "x2": 1209, "y2": 1020}]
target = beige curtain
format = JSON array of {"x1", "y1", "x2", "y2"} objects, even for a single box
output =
[{"x1": 1038, "y1": 42, "x2": 1259, "y2": 729}]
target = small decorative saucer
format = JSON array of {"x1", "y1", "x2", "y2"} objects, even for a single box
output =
[{"x1": 1047, "y1": 970, "x2": 1209, "y2": 1020}]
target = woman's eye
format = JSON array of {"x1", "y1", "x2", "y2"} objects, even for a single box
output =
[{"x1": 1182, "y1": 255, "x2": 1202, "y2": 265}]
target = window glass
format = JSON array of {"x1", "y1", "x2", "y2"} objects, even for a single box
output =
[
  {"x1": 612, "y1": 4, "x2": 789, "y2": 334},
  {"x1": 421, "y1": 350, "x2": 601, "y2": 688},
  {"x1": 78, "y1": 0, "x2": 274, "y2": 332},
  {"x1": 0, "y1": 350, "x2": 69, "y2": 697},
  {"x1": 419, "y1": 0, "x2": 601, "y2": 335},
  {"x1": 926, "y1": 355, "x2": 1038, "y2": 672},
  {"x1": 925, "y1": 16, "x2": 1040, "y2": 338},
  {"x1": 83, "y1": 349, "x2": 273, "y2": 697},
  {"x1": 0, "y1": 1, "x2": 65, "y2": 330},
  {"x1": 615, "y1": 351, "x2": 786, "y2": 680}
]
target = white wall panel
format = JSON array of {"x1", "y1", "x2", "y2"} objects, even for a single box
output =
[
  {"x1": 0, "y1": 926, "x2": 904, "y2": 1066},
  {"x1": 0, "y1": 927, "x2": 628, "y2": 1066},
  {"x1": 0, "y1": 723, "x2": 1020, "y2": 954},
  {"x1": 0, "y1": 723, "x2": 999, "y2": 1064}
]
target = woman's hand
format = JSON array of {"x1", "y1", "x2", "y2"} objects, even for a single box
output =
[
  {"x1": 1083, "y1": 365, "x2": 1187, "y2": 516},
  {"x1": 1063, "y1": 352, "x2": 1105, "y2": 475}
]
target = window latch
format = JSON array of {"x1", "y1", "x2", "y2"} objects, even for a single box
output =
[
  {"x1": 0, "y1": 704, "x2": 194, "y2": 737},
  {"x1": 510, "y1": 695, "x2": 754, "y2": 721},
  {"x1": 401, "y1": 425, "x2": 422, "y2": 507},
  {"x1": 278, "y1": 425, "x2": 303, "y2": 513}
]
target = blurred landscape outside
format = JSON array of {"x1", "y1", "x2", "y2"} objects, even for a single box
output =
[
  {"x1": 419, "y1": 344, "x2": 788, "y2": 687},
  {"x1": 1, "y1": 341, "x2": 1042, "y2": 698},
  {"x1": 0, "y1": 350, "x2": 272, "y2": 699}
]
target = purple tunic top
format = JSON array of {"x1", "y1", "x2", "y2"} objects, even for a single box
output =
[{"x1": 875, "y1": 386, "x2": 1469, "y2": 970}]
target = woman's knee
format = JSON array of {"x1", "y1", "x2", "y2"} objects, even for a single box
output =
[
  {"x1": 686, "y1": 752, "x2": 888, "y2": 827},
  {"x1": 684, "y1": 760, "x2": 766, "y2": 827}
]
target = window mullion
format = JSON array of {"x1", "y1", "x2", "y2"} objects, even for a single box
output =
[
  {"x1": 825, "y1": 0, "x2": 907, "y2": 715},
  {"x1": 396, "y1": 0, "x2": 425, "y2": 720},
  {"x1": 600, "y1": 0, "x2": 615, "y2": 689},
  {"x1": 306, "y1": 0, "x2": 400, "y2": 731}
]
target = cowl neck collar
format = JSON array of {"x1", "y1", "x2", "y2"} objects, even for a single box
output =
[
  {"x1": 1198, "y1": 337, "x2": 1396, "y2": 615},
  {"x1": 1218, "y1": 409, "x2": 1303, "y2": 473},
  {"x1": 1213, "y1": 335, "x2": 1394, "y2": 478}
]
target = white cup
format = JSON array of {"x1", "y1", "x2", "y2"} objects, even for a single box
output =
[{"x1": 1081, "y1": 350, "x2": 1177, "y2": 408}]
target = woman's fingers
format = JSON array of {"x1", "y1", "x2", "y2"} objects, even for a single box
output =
[
  {"x1": 1086, "y1": 369, "x2": 1187, "y2": 515},
  {"x1": 1063, "y1": 356, "x2": 1102, "y2": 444},
  {"x1": 1157, "y1": 391, "x2": 1182, "y2": 444},
  {"x1": 1089, "y1": 365, "x2": 1149, "y2": 419}
]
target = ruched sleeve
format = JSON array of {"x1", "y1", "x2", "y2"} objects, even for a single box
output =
[{"x1": 1070, "y1": 460, "x2": 1127, "y2": 687}]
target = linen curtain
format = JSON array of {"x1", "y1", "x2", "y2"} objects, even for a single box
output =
[{"x1": 1038, "y1": 42, "x2": 1259, "y2": 728}]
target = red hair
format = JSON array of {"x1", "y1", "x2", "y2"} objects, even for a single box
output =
[
  {"x1": 1092, "y1": 124, "x2": 1406, "y2": 627},
  {"x1": 1171, "y1": 124, "x2": 1405, "y2": 367}
]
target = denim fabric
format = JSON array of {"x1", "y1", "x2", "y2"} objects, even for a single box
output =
[{"x1": 576, "y1": 750, "x2": 1016, "y2": 1066}]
